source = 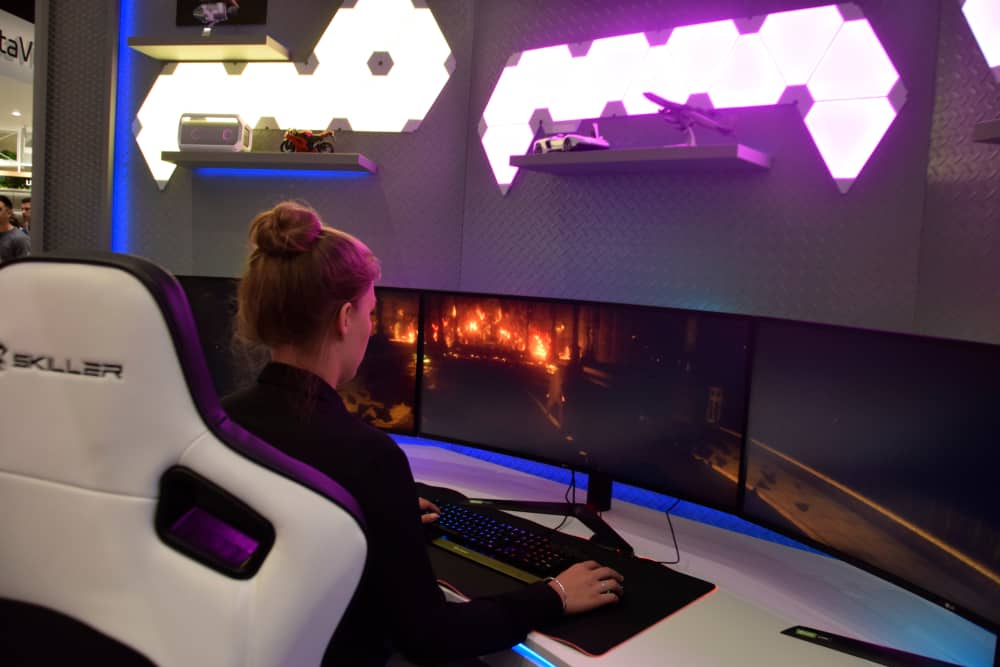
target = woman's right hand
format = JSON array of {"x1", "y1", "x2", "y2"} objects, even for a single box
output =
[{"x1": 548, "y1": 560, "x2": 624, "y2": 614}]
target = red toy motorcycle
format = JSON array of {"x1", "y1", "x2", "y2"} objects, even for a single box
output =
[{"x1": 280, "y1": 129, "x2": 336, "y2": 153}]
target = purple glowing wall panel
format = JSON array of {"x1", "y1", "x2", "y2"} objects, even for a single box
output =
[
  {"x1": 479, "y1": 3, "x2": 905, "y2": 194},
  {"x1": 962, "y1": 0, "x2": 1000, "y2": 81}
]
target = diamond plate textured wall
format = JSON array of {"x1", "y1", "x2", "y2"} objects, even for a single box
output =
[
  {"x1": 461, "y1": 0, "x2": 939, "y2": 332},
  {"x1": 42, "y1": 1, "x2": 116, "y2": 252},
  {"x1": 916, "y1": 0, "x2": 1000, "y2": 345}
]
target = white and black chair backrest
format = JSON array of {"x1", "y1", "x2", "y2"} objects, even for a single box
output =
[{"x1": 0, "y1": 253, "x2": 367, "y2": 666}]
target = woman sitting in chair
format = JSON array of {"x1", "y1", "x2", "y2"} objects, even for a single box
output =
[{"x1": 222, "y1": 201, "x2": 623, "y2": 666}]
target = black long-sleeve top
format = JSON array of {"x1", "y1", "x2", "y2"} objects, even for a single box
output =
[{"x1": 222, "y1": 363, "x2": 563, "y2": 665}]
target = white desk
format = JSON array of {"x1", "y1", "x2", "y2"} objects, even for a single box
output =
[{"x1": 399, "y1": 441, "x2": 996, "y2": 667}]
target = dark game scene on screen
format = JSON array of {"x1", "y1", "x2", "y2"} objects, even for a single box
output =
[
  {"x1": 744, "y1": 320, "x2": 1000, "y2": 627},
  {"x1": 337, "y1": 288, "x2": 419, "y2": 433},
  {"x1": 178, "y1": 276, "x2": 254, "y2": 397},
  {"x1": 420, "y1": 293, "x2": 752, "y2": 509},
  {"x1": 178, "y1": 276, "x2": 418, "y2": 433}
]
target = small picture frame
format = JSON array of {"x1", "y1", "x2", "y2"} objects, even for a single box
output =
[{"x1": 176, "y1": 1, "x2": 268, "y2": 27}]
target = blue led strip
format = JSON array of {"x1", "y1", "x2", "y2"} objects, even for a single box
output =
[
  {"x1": 393, "y1": 434, "x2": 820, "y2": 554},
  {"x1": 192, "y1": 168, "x2": 372, "y2": 180},
  {"x1": 512, "y1": 643, "x2": 558, "y2": 666},
  {"x1": 110, "y1": 0, "x2": 137, "y2": 253}
]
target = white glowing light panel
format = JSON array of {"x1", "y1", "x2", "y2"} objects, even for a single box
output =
[
  {"x1": 962, "y1": 0, "x2": 1000, "y2": 81},
  {"x1": 480, "y1": 4, "x2": 906, "y2": 194},
  {"x1": 135, "y1": 0, "x2": 453, "y2": 188}
]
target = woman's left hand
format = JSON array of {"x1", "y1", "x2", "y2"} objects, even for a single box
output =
[{"x1": 418, "y1": 497, "x2": 441, "y2": 524}]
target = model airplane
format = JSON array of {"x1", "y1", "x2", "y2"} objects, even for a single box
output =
[{"x1": 643, "y1": 92, "x2": 733, "y2": 146}]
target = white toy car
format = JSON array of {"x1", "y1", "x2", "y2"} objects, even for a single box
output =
[{"x1": 532, "y1": 123, "x2": 610, "y2": 154}]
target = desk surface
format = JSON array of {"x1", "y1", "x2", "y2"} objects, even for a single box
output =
[{"x1": 400, "y1": 442, "x2": 995, "y2": 667}]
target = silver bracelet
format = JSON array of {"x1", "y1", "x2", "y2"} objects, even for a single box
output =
[{"x1": 544, "y1": 577, "x2": 568, "y2": 611}]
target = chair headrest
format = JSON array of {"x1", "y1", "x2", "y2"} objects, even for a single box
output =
[{"x1": 0, "y1": 252, "x2": 364, "y2": 525}]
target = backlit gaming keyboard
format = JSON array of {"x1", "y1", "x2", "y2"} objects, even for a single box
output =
[
  {"x1": 427, "y1": 501, "x2": 589, "y2": 583},
  {"x1": 417, "y1": 483, "x2": 718, "y2": 656}
]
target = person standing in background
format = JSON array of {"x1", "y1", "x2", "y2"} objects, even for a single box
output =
[
  {"x1": 0, "y1": 195, "x2": 30, "y2": 264},
  {"x1": 19, "y1": 198, "x2": 31, "y2": 234}
]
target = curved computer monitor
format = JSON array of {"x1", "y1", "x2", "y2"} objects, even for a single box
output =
[
  {"x1": 178, "y1": 276, "x2": 419, "y2": 434},
  {"x1": 418, "y1": 291, "x2": 753, "y2": 512},
  {"x1": 744, "y1": 317, "x2": 1000, "y2": 634},
  {"x1": 339, "y1": 286, "x2": 420, "y2": 434},
  {"x1": 176, "y1": 275, "x2": 250, "y2": 398}
]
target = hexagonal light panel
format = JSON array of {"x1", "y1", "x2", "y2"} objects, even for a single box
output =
[
  {"x1": 805, "y1": 97, "x2": 897, "y2": 190},
  {"x1": 480, "y1": 124, "x2": 537, "y2": 187},
  {"x1": 134, "y1": 0, "x2": 453, "y2": 188},
  {"x1": 758, "y1": 5, "x2": 844, "y2": 86},
  {"x1": 806, "y1": 19, "x2": 899, "y2": 101},
  {"x1": 962, "y1": 0, "x2": 1000, "y2": 81},
  {"x1": 622, "y1": 20, "x2": 740, "y2": 115},
  {"x1": 481, "y1": 3, "x2": 905, "y2": 194},
  {"x1": 708, "y1": 34, "x2": 786, "y2": 108},
  {"x1": 547, "y1": 34, "x2": 649, "y2": 122}
]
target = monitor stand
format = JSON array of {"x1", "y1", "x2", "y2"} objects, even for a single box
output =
[{"x1": 465, "y1": 472, "x2": 634, "y2": 554}]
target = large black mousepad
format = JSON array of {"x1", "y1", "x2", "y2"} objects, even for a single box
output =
[{"x1": 428, "y1": 544, "x2": 715, "y2": 656}]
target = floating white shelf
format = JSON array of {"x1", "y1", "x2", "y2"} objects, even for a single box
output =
[
  {"x1": 129, "y1": 34, "x2": 290, "y2": 62},
  {"x1": 510, "y1": 144, "x2": 771, "y2": 174},
  {"x1": 971, "y1": 119, "x2": 1000, "y2": 145},
  {"x1": 161, "y1": 151, "x2": 377, "y2": 174}
]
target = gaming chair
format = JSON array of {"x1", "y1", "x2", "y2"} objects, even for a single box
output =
[{"x1": 0, "y1": 253, "x2": 367, "y2": 666}]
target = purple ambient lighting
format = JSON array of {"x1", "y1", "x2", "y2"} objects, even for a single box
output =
[
  {"x1": 551, "y1": 34, "x2": 650, "y2": 121},
  {"x1": 170, "y1": 507, "x2": 259, "y2": 568},
  {"x1": 962, "y1": 0, "x2": 1000, "y2": 81},
  {"x1": 708, "y1": 34, "x2": 786, "y2": 108},
  {"x1": 480, "y1": 4, "x2": 905, "y2": 194},
  {"x1": 806, "y1": 20, "x2": 899, "y2": 101},
  {"x1": 758, "y1": 5, "x2": 844, "y2": 86},
  {"x1": 805, "y1": 97, "x2": 897, "y2": 185},
  {"x1": 622, "y1": 20, "x2": 739, "y2": 115}
]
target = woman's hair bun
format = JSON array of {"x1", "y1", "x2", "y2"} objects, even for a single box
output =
[{"x1": 249, "y1": 201, "x2": 323, "y2": 257}]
